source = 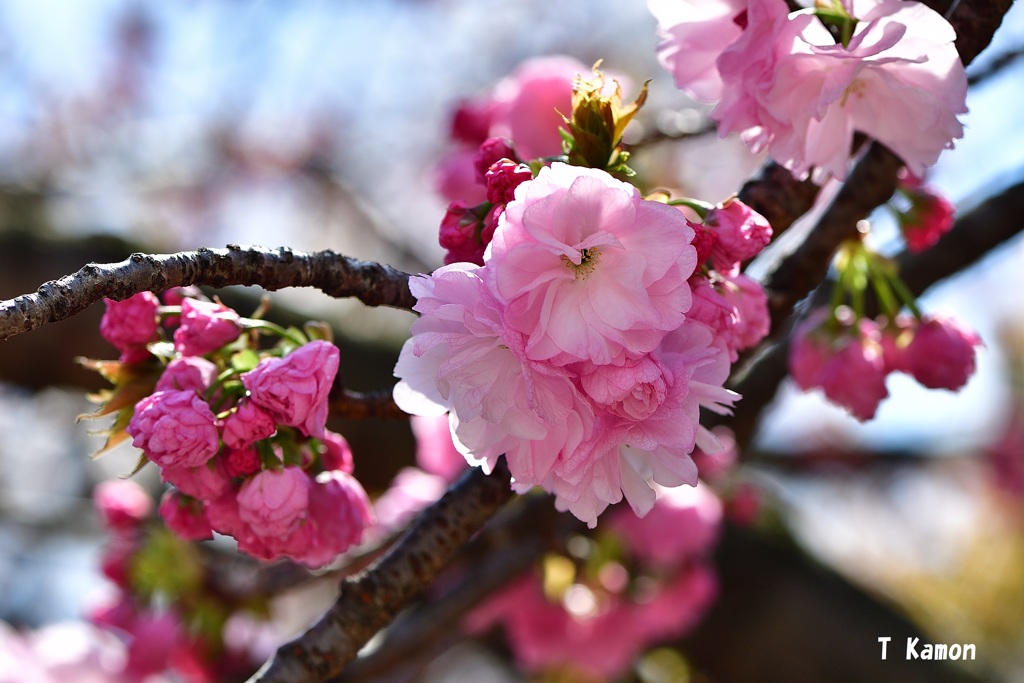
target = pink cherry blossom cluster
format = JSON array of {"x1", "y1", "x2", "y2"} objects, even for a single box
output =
[
  {"x1": 650, "y1": 0, "x2": 968, "y2": 180},
  {"x1": 396, "y1": 161, "x2": 774, "y2": 526},
  {"x1": 95, "y1": 291, "x2": 374, "y2": 568},
  {"x1": 90, "y1": 480, "x2": 271, "y2": 682},
  {"x1": 465, "y1": 483, "x2": 721, "y2": 679},
  {"x1": 790, "y1": 308, "x2": 982, "y2": 421}
]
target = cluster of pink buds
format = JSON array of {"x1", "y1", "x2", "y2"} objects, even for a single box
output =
[
  {"x1": 91, "y1": 289, "x2": 374, "y2": 568},
  {"x1": 465, "y1": 483, "x2": 721, "y2": 680},
  {"x1": 789, "y1": 237, "x2": 981, "y2": 420},
  {"x1": 891, "y1": 171, "x2": 956, "y2": 253}
]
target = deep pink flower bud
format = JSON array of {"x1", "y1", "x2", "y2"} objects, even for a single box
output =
[
  {"x1": 818, "y1": 319, "x2": 890, "y2": 422},
  {"x1": 94, "y1": 480, "x2": 152, "y2": 531},
  {"x1": 706, "y1": 199, "x2": 772, "y2": 274},
  {"x1": 902, "y1": 314, "x2": 981, "y2": 390},
  {"x1": 450, "y1": 99, "x2": 494, "y2": 145},
  {"x1": 223, "y1": 447, "x2": 261, "y2": 478},
  {"x1": 222, "y1": 399, "x2": 277, "y2": 449},
  {"x1": 900, "y1": 185, "x2": 955, "y2": 253},
  {"x1": 320, "y1": 430, "x2": 354, "y2": 474},
  {"x1": 485, "y1": 159, "x2": 533, "y2": 205},
  {"x1": 439, "y1": 200, "x2": 487, "y2": 266},
  {"x1": 237, "y1": 467, "x2": 311, "y2": 539},
  {"x1": 690, "y1": 223, "x2": 716, "y2": 266},
  {"x1": 473, "y1": 137, "x2": 517, "y2": 183},
  {"x1": 159, "y1": 490, "x2": 213, "y2": 541},
  {"x1": 296, "y1": 470, "x2": 374, "y2": 568},
  {"x1": 100, "y1": 292, "x2": 159, "y2": 361},
  {"x1": 241, "y1": 340, "x2": 339, "y2": 439},
  {"x1": 155, "y1": 356, "x2": 218, "y2": 394},
  {"x1": 162, "y1": 458, "x2": 232, "y2": 501},
  {"x1": 173, "y1": 298, "x2": 242, "y2": 356},
  {"x1": 128, "y1": 390, "x2": 220, "y2": 469}
]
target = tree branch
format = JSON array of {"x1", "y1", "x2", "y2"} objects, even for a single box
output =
[
  {"x1": 0, "y1": 245, "x2": 416, "y2": 341},
  {"x1": 247, "y1": 460, "x2": 514, "y2": 683},
  {"x1": 330, "y1": 389, "x2": 408, "y2": 421}
]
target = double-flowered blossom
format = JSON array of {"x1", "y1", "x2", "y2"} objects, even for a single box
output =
[
  {"x1": 652, "y1": 0, "x2": 968, "y2": 179},
  {"x1": 128, "y1": 390, "x2": 220, "y2": 469},
  {"x1": 242, "y1": 340, "x2": 339, "y2": 439},
  {"x1": 100, "y1": 291, "x2": 160, "y2": 363},
  {"x1": 398, "y1": 161, "x2": 741, "y2": 526},
  {"x1": 173, "y1": 298, "x2": 242, "y2": 356}
]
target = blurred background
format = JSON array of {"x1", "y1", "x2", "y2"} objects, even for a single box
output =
[{"x1": 1, "y1": 1, "x2": 1024, "y2": 681}]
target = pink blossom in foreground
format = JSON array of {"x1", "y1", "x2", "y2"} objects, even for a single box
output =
[
  {"x1": 100, "y1": 292, "x2": 160, "y2": 363},
  {"x1": 162, "y1": 458, "x2": 232, "y2": 501},
  {"x1": 548, "y1": 321, "x2": 736, "y2": 524},
  {"x1": 296, "y1": 470, "x2": 374, "y2": 568},
  {"x1": 900, "y1": 314, "x2": 981, "y2": 390},
  {"x1": 648, "y1": 0, "x2": 747, "y2": 101},
  {"x1": 128, "y1": 390, "x2": 220, "y2": 469},
  {"x1": 393, "y1": 262, "x2": 591, "y2": 489},
  {"x1": 94, "y1": 480, "x2": 152, "y2": 531},
  {"x1": 242, "y1": 340, "x2": 339, "y2": 439},
  {"x1": 490, "y1": 163, "x2": 697, "y2": 365},
  {"x1": 173, "y1": 298, "x2": 242, "y2": 356},
  {"x1": 688, "y1": 272, "x2": 770, "y2": 362},
  {"x1": 236, "y1": 466, "x2": 311, "y2": 539},
  {"x1": 155, "y1": 356, "x2": 218, "y2": 394},
  {"x1": 159, "y1": 490, "x2": 213, "y2": 541}
]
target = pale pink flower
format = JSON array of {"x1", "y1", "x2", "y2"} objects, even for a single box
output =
[
  {"x1": 549, "y1": 321, "x2": 737, "y2": 525},
  {"x1": 154, "y1": 356, "x2": 218, "y2": 394},
  {"x1": 393, "y1": 262, "x2": 592, "y2": 491},
  {"x1": 372, "y1": 467, "x2": 449, "y2": 533},
  {"x1": 649, "y1": 0, "x2": 747, "y2": 101},
  {"x1": 722, "y1": 0, "x2": 967, "y2": 179},
  {"x1": 488, "y1": 55, "x2": 586, "y2": 161},
  {"x1": 242, "y1": 340, "x2": 339, "y2": 439},
  {"x1": 221, "y1": 399, "x2": 277, "y2": 450},
  {"x1": 128, "y1": 390, "x2": 220, "y2": 469},
  {"x1": 236, "y1": 466, "x2": 310, "y2": 539},
  {"x1": 901, "y1": 314, "x2": 981, "y2": 390},
  {"x1": 706, "y1": 198, "x2": 773, "y2": 273},
  {"x1": 410, "y1": 414, "x2": 467, "y2": 481},
  {"x1": 159, "y1": 490, "x2": 213, "y2": 541},
  {"x1": 173, "y1": 298, "x2": 242, "y2": 356},
  {"x1": 609, "y1": 483, "x2": 722, "y2": 568},
  {"x1": 94, "y1": 479, "x2": 152, "y2": 531},
  {"x1": 489, "y1": 163, "x2": 697, "y2": 365},
  {"x1": 100, "y1": 292, "x2": 160, "y2": 363}
]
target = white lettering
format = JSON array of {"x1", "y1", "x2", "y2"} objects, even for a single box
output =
[
  {"x1": 963, "y1": 643, "x2": 976, "y2": 660},
  {"x1": 906, "y1": 637, "x2": 919, "y2": 659},
  {"x1": 922, "y1": 643, "x2": 934, "y2": 660},
  {"x1": 878, "y1": 636, "x2": 891, "y2": 660},
  {"x1": 948, "y1": 644, "x2": 961, "y2": 660},
  {"x1": 934, "y1": 644, "x2": 948, "y2": 660}
]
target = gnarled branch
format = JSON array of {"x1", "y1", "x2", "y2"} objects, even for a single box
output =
[{"x1": 0, "y1": 245, "x2": 416, "y2": 341}]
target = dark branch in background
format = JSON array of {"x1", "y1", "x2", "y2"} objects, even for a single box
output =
[
  {"x1": 331, "y1": 389, "x2": 408, "y2": 421},
  {"x1": 967, "y1": 44, "x2": 1024, "y2": 86},
  {"x1": 718, "y1": 178, "x2": 1024, "y2": 453},
  {"x1": 248, "y1": 460, "x2": 513, "y2": 683},
  {"x1": 0, "y1": 245, "x2": 416, "y2": 341}
]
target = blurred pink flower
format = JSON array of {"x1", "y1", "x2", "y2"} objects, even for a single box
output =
[
  {"x1": 488, "y1": 55, "x2": 585, "y2": 161},
  {"x1": 901, "y1": 313, "x2": 981, "y2": 390},
  {"x1": 128, "y1": 390, "x2": 220, "y2": 469},
  {"x1": 319, "y1": 430, "x2": 355, "y2": 474},
  {"x1": 372, "y1": 467, "x2": 449, "y2": 533},
  {"x1": 898, "y1": 181, "x2": 955, "y2": 252},
  {"x1": 94, "y1": 479, "x2": 152, "y2": 531},
  {"x1": 410, "y1": 414, "x2": 467, "y2": 481},
  {"x1": 242, "y1": 340, "x2": 339, "y2": 439},
  {"x1": 490, "y1": 163, "x2": 697, "y2": 365},
  {"x1": 706, "y1": 198, "x2": 773, "y2": 274},
  {"x1": 649, "y1": 0, "x2": 747, "y2": 101},
  {"x1": 161, "y1": 457, "x2": 232, "y2": 501},
  {"x1": 173, "y1": 298, "x2": 242, "y2": 357}
]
